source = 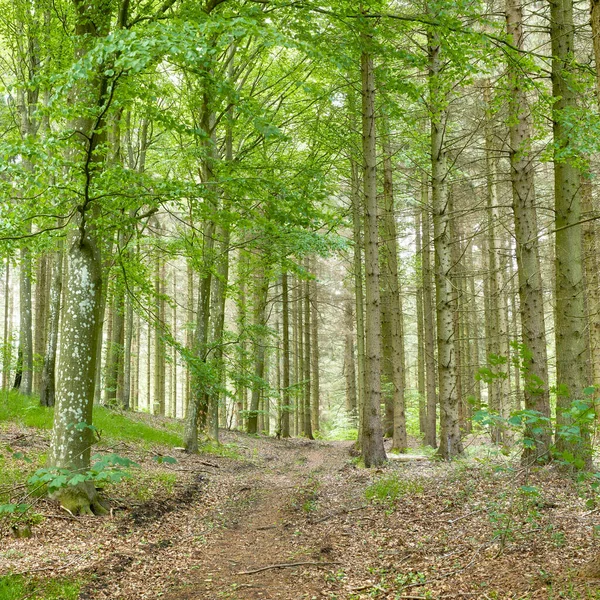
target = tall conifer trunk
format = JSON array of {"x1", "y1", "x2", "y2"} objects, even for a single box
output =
[
  {"x1": 360, "y1": 46, "x2": 386, "y2": 467},
  {"x1": 429, "y1": 29, "x2": 463, "y2": 459},
  {"x1": 550, "y1": 0, "x2": 592, "y2": 464}
]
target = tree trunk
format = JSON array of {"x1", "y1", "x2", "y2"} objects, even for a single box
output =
[
  {"x1": 416, "y1": 209, "x2": 426, "y2": 436},
  {"x1": 47, "y1": 0, "x2": 114, "y2": 514},
  {"x1": 344, "y1": 298, "x2": 358, "y2": 426},
  {"x1": 484, "y1": 84, "x2": 509, "y2": 443},
  {"x1": 247, "y1": 265, "x2": 269, "y2": 435},
  {"x1": 40, "y1": 247, "x2": 63, "y2": 408},
  {"x1": 381, "y1": 117, "x2": 407, "y2": 452},
  {"x1": 422, "y1": 182, "x2": 438, "y2": 448},
  {"x1": 281, "y1": 269, "x2": 291, "y2": 437},
  {"x1": 350, "y1": 158, "x2": 366, "y2": 445},
  {"x1": 33, "y1": 255, "x2": 50, "y2": 395},
  {"x1": 550, "y1": 0, "x2": 592, "y2": 465},
  {"x1": 429, "y1": 30, "x2": 463, "y2": 459},
  {"x1": 303, "y1": 274, "x2": 313, "y2": 440},
  {"x1": 360, "y1": 47, "x2": 386, "y2": 467},
  {"x1": 2, "y1": 262, "x2": 11, "y2": 390},
  {"x1": 310, "y1": 259, "x2": 320, "y2": 434}
]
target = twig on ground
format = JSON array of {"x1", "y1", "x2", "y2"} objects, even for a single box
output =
[
  {"x1": 311, "y1": 504, "x2": 368, "y2": 524},
  {"x1": 237, "y1": 560, "x2": 341, "y2": 575}
]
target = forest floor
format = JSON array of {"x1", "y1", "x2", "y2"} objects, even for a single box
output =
[{"x1": 1, "y1": 417, "x2": 600, "y2": 599}]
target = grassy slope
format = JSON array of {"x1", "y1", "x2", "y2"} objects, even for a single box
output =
[
  {"x1": 0, "y1": 392, "x2": 186, "y2": 597},
  {"x1": 0, "y1": 391, "x2": 182, "y2": 447}
]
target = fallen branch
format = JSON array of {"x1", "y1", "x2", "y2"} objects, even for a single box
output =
[
  {"x1": 237, "y1": 560, "x2": 341, "y2": 575},
  {"x1": 311, "y1": 504, "x2": 368, "y2": 524}
]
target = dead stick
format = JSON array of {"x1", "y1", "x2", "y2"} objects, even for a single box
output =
[
  {"x1": 237, "y1": 561, "x2": 340, "y2": 575},
  {"x1": 312, "y1": 504, "x2": 368, "y2": 524}
]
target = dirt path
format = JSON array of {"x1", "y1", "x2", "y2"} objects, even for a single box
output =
[
  {"x1": 4, "y1": 429, "x2": 599, "y2": 599},
  {"x1": 161, "y1": 437, "x2": 355, "y2": 600}
]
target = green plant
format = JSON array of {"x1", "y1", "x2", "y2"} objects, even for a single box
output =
[
  {"x1": 365, "y1": 475, "x2": 424, "y2": 509},
  {"x1": 0, "y1": 575, "x2": 81, "y2": 600}
]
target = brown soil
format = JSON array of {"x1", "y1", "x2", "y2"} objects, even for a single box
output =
[{"x1": 2, "y1": 429, "x2": 600, "y2": 599}]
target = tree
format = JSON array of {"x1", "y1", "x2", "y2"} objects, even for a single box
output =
[
  {"x1": 360, "y1": 37, "x2": 386, "y2": 468},
  {"x1": 549, "y1": 0, "x2": 593, "y2": 465}
]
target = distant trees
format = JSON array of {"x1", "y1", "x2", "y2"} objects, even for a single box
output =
[{"x1": 1, "y1": 0, "x2": 600, "y2": 508}]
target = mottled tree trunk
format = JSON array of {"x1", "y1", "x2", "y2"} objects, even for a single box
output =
[
  {"x1": 49, "y1": 235, "x2": 105, "y2": 515},
  {"x1": 48, "y1": 0, "x2": 114, "y2": 513}
]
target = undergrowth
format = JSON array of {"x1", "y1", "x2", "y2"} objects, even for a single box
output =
[
  {"x1": 0, "y1": 391, "x2": 182, "y2": 447},
  {"x1": 0, "y1": 574, "x2": 81, "y2": 600},
  {"x1": 365, "y1": 473, "x2": 424, "y2": 508}
]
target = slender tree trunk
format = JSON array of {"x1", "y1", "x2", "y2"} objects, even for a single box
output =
[
  {"x1": 281, "y1": 269, "x2": 291, "y2": 437},
  {"x1": 2, "y1": 262, "x2": 10, "y2": 390},
  {"x1": 422, "y1": 183, "x2": 438, "y2": 448},
  {"x1": 247, "y1": 265, "x2": 269, "y2": 435},
  {"x1": 484, "y1": 84, "x2": 509, "y2": 443},
  {"x1": 360, "y1": 47, "x2": 386, "y2": 467},
  {"x1": 381, "y1": 118, "x2": 407, "y2": 452},
  {"x1": 122, "y1": 292, "x2": 134, "y2": 411},
  {"x1": 19, "y1": 239, "x2": 33, "y2": 396},
  {"x1": 429, "y1": 30, "x2": 463, "y2": 459},
  {"x1": 351, "y1": 159, "x2": 366, "y2": 445},
  {"x1": 310, "y1": 259, "x2": 320, "y2": 434},
  {"x1": 303, "y1": 274, "x2": 314, "y2": 440},
  {"x1": 296, "y1": 275, "x2": 305, "y2": 436},
  {"x1": 344, "y1": 298, "x2": 358, "y2": 426},
  {"x1": 33, "y1": 255, "x2": 50, "y2": 394},
  {"x1": 416, "y1": 209, "x2": 426, "y2": 436},
  {"x1": 40, "y1": 247, "x2": 63, "y2": 407}
]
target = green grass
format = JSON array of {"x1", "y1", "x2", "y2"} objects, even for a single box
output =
[
  {"x1": 365, "y1": 474, "x2": 424, "y2": 507},
  {"x1": 0, "y1": 575, "x2": 80, "y2": 600},
  {"x1": 0, "y1": 390, "x2": 182, "y2": 447}
]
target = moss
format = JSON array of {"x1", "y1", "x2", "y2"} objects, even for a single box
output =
[{"x1": 49, "y1": 481, "x2": 108, "y2": 516}]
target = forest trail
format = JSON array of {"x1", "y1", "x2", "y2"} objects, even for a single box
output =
[
  {"x1": 3, "y1": 426, "x2": 600, "y2": 599},
  {"x1": 161, "y1": 437, "x2": 353, "y2": 600}
]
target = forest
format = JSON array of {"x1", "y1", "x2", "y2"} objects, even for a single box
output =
[{"x1": 2, "y1": 0, "x2": 600, "y2": 597}]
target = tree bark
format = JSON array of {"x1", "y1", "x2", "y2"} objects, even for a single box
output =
[
  {"x1": 281, "y1": 269, "x2": 291, "y2": 437},
  {"x1": 550, "y1": 0, "x2": 592, "y2": 465},
  {"x1": 360, "y1": 47, "x2": 386, "y2": 467},
  {"x1": 429, "y1": 29, "x2": 463, "y2": 459},
  {"x1": 422, "y1": 182, "x2": 437, "y2": 448},
  {"x1": 40, "y1": 247, "x2": 63, "y2": 408}
]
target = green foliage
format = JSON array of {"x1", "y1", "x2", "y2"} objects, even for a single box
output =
[
  {"x1": 0, "y1": 391, "x2": 182, "y2": 447},
  {"x1": 365, "y1": 474, "x2": 424, "y2": 509},
  {"x1": 125, "y1": 471, "x2": 177, "y2": 502},
  {"x1": 0, "y1": 575, "x2": 81, "y2": 600}
]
